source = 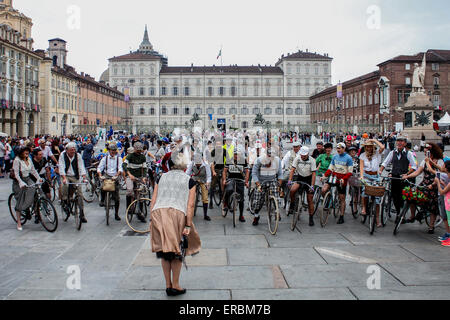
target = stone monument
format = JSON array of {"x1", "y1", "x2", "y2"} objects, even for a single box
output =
[{"x1": 401, "y1": 54, "x2": 441, "y2": 145}]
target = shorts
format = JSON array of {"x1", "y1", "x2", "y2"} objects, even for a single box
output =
[
  {"x1": 0, "y1": 157, "x2": 4, "y2": 167},
  {"x1": 293, "y1": 175, "x2": 314, "y2": 195}
]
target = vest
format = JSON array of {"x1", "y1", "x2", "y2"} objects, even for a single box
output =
[
  {"x1": 152, "y1": 170, "x2": 191, "y2": 215},
  {"x1": 64, "y1": 152, "x2": 79, "y2": 180},
  {"x1": 191, "y1": 165, "x2": 207, "y2": 183},
  {"x1": 391, "y1": 150, "x2": 410, "y2": 177},
  {"x1": 288, "y1": 151, "x2": 297, "y2": 170}
]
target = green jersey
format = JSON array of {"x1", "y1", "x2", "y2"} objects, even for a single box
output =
[{"x1": 316, "y1": 153, "x2": 333, "y2": 177}]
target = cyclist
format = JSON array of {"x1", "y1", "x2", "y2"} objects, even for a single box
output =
[
  {"x1": 250, "y1": 149, "x2": 283, "y2": 226},
  {"x1": 97, "y1": 142, "x2": 123, "y2": 221},
  {"x1": 123, "y1": 142, "x2": 148, "y2": 222},
  {"x1": 186, "y1": 153, "x2": 212, "y2": 221},
  {"x1": 379, "y1": 134, "x2": 418, "y2": 224},
  {"x1": 316, "y1": 143, "x2": 333, "y2": 178},
  {"x1": 312, "y1": 141, "x2": 325, "y2": 159},
  {"x1": 209, "y1": 140, "x2": 226, "y2": 209},
  {"x1": 281, "y1": 141, "x2": 301, "y2": 196},
  {"x1": 359, "y1": 139, "x2": 385, "y2": 226},
  {"x1": 37, "y1": 139, "x2": 58, "y2": 164},
  {"x1": 59, "y1": 142, "x2": 88, "y2": 223},
  {"x1": 31, "y1": 148, "x2": 52, "y2": 202},
  {"x1": 321, "y1": 142, "x2": 354, "y2": 224},
  {"x1": 288, "y1": 146, "x2": 317, "y2": 226},
  {"x1": 222, "y1": 148, "x2": 249, "y2": 223}
]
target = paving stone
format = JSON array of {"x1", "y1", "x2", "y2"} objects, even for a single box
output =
[
  {"x1": 339, "y1": 231, "x2": 436, "y2": 246},
  {"x1": 2, "y1": 252, "x2": 60, "y2": 272},
  {"x1": 232, "y1": 288, "x2": 356, "y2": 300},
  {"x1": 399, "y1": 244, "x2": 450, "y2": 262},
  {"x1": 109, "y1": 289, "x2": 231, "y2": 300},
  {"x1": 280, "y1": 264, "x2": 403, "y2": 288},
  {"x1": 228, "y1": 248, "x2": 326, "y2": 266},
  {"x1": 133, "y1": 248, "x2": 228, "y2": 267},
  {"x1": 200, "y1": 235, "x2": 269, "y2": 249},
  {"x1": 379, "y1": 262, "x2": 450, "y2": 286},
  {"x1": 350, "y1": 286, "x2": 450, "y2": 300},
  {"x1": 314, "y1": 245, "x2": 422, "y2": 264},
  {"x1": 266, "y1": 232, "x2": 351, "y2": 248},
  {"x1": 6, "y1": 288, "x2": 62, "y2": 300},
  {"x1": 119, "y1": 266, "x2": 278, "y2": 290}
]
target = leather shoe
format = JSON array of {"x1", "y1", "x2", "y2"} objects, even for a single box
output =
[
  {"x1": 239, "y1": 215, "x2": 246, "y2": 223},
  {"x1": 204, "y1": 216, "x2": 211, "y2": 221},
  {"x1": 252, "y1": 217, "x2": 260, "y2": 226},
  {"x1": 170, "y1": 288, "x2": 186, "y2": 296},
  {"x1": 99, "y1": 202, "x2": 105, "y2": 208},
  {"x1": 80, "y1": 215, "x2": 88, "y2": 223},
  {"x1": 115, "y1": 215, "x2": 121, "y2": 221}
]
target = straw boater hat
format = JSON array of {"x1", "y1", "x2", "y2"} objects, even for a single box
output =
[{"x1": 363, "y1": 140, "x2": 376, "y2": 147}]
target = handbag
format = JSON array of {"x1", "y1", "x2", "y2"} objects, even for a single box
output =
[{"x1": 102, "y1": 179, "x2": 116, "y2": 192}]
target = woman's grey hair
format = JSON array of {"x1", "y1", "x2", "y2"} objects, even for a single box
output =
[
  {"x1": 66, "y1": 142, "x2": 77, "y2": 150},
  {"x1": 170, "y1": 142, "x2": 191, "y2": 170}
]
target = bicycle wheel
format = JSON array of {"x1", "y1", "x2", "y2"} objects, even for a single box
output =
[
  {"x1": 105, "y1": 192, "x2": 110, "y2": 226},
  {"x1": 424, "y1": 210, "x2": 442, "y2": 228},
  {"x1": 332, "y1": 190, "x2": 339, "y2": 219},
  {"x1": 126, "y1": 198, "x2": 151, "y2": 234},
  {"x1": 320, "y1": 192, "x2": 332, "y2": 228},
  {"x1": 291, "y1": 192, "x2": 302, "y2": 231},
  {"x1": 368, "y1": 199, "x2": 376, "y2": 235},
  {"x1": 193, "y1": 188, "x2": 200, "y2": 217},
  {"x1": 231, "y1": 193, "x2": 237, "y2": 228},
  {"x1": 52, "y1": 177, "x2": 61, "y2": 202},
  {"x1": 8, "y1": 193, "x2": 27, "y2": 225},
  {"x1": 82, "y1": 180, "x2": 96, "y2": 203},
  {"x1": 213, "y1": 185, "x2": 222, "y2": 206},
  {"x1": 350, "y1": 187, "x2": 359, "y2": 219},
  {"x1": 267, "y1": 196, "x2": 280, "y2": 235},
  {"x1": 249, "y1": 188, "x2": 259, "y2": 215},
  {"x1": 74, "y1": 200, "x2": 82, "y2": 231},
  {"x1": 393, "y1": 205, "x2": 409, "y2": 236},
  {"x1": 312, "y1": 187, "x2": 322, "y2": 216},
  {"x1": 380, "y1": 194, "x2": 390, "y2": 227},
  {"x1": 38, "y1": 198, "x2": 58, "y2": 233}
]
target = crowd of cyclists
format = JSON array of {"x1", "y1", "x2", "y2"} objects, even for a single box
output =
[{"x1": 3, "y1": 129, "x2": 450, "y2": 247}]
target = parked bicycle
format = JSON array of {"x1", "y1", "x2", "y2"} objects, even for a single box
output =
[
  {"x1": 289, "y1": 181, "x2": 314, "y2": 231},
  {"x1": 360, "y1": 178, "x2": 385, "y2": 235},
  {"x1": 319, "y1": 176, "x2": 341, "y2": 228},
  {"x1": 8, "y1": 182, "x2": 58, "y2": 233}
]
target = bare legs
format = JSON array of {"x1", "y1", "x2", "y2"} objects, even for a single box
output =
[{"x1": 161, "y1": 258, "x2": 184, "y2": 290}]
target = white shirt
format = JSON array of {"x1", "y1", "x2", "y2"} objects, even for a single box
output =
[
  {"x1": 292, "y1": 156, "x2": 317, "y2": 177},
  {"x1": 360, "y1": 152, "x2": 382, "y2": 172},
  {"x1": 13, "y1": 158, "x2": 40, "y2": 188},
  {"x1": 282, "y1": 150, "x2": 298, "y2": 171},
  {"x1": 0, "y1": 142, "x2": 5, "y2": 158},
  {"x1": 97, "y1": 154, "x2": 123, "y2": 176},
  {"x1": 186, "y1": 161, "x2": 212, "y2": 184},
  {"x1": 38, "y1": 145, "x2": 54, "y2": 160},
  {"x1": 58, "y1": 151, "x2": 86, "y2": 178}
]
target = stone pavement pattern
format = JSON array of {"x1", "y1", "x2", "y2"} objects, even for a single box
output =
[{"x1": 0, "y1": 143, "x2": 449, "y2": 300}]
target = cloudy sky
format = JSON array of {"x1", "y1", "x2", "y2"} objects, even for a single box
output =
[{"x1": 18, "y1": 0, "x2": 450, "y2": 84}]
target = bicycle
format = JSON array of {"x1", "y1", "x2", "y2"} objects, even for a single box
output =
[
  {"x1": 221, "y1": 178, "x2": 245, "y2": 228},
  {"x1": 100, "y1": 176, "x2": 119, "y2": 226},
  {"x1": 125, "y1": 178, "x2": 151, "y2": 234},
  {"x1": 8, "y1": 182, "x2": 58, "y2": 233},
  {"x1": 61, "y1": 182, "x2": 88, "y2": 231},
  {"x1": 82, "y1": 166, "x2": 101, "y2": 203},
  {"x1": 289, "y1": 181, "x2": 314, "y2": 231},
  {"x1": 319, "y1": 176, "x2": 341, "y2": 228},
  {"x1": 348, "y1": 176, "x2": 362, "y2": 219},
  {"x1": 249, "y1": 180, "x2": 281, "y2": 235},
  {"x1": 360, "y1": 178, "x2": 385, "y2": 235}
]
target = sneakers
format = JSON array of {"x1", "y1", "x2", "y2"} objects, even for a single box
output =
[
  {"x1": 239, "y1": 215, "x2": 246, "y2": 223},
  {"x1": 438, "y1": 233, "x2": 450, "y2": 242},
  {"x1": 442, "y1": 239, "x2": 450, "y2": 247},
  {"x1": 337, "y1": 216, "x2": 344, "y2": 224},
  {"x1": 252, "y1": 217, "x2": 260, "y2": 226}
]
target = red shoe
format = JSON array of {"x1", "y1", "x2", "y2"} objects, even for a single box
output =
[{"x1": 441, "y1": 240, "x2": 450, "y2": 247}]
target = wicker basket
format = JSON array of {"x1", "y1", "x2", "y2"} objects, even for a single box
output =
[{"x1": 365, "y1": 185, "x2": 385, "y2": 197}]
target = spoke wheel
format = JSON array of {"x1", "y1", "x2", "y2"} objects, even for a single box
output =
[
  {"x1": 380, "y1": 194, "x2": 390, "y2": 227},
  {"x1": 291, "y1": 193, "x2": 302, "y2": 231},
  {"x1": 351, "y1": 187, "x2": 360, "y2": 219},
  {"x1": 213, "y1": 186, "x2": 222, "y2": 206},
  {"x1": 74, "y1": 200, "x2": 82, "y2": 231},
  {"x1": 126, "y1": 199, "x2": 151, "y2": 234},
  {"x1": 9, "y1": 193, "x2": 27, "y2": 225},
  {"x1": 368, "y1": 199, "x2": 376, "y2": 235},
  {"x1": 38, "y1": 198, "x2": 58, "y2": 233},
  {"x1": 393, "y1": 205, "x2": 409, "y2": 236},
  {"x1": 312, "y1": 187, "x2": 321, "y2": 216},
  {"x1": 105, "y1": 192, "x2": 110, "y2": 226},
  {"x1": 267, "y1": 196, "x2": 280, "y2": 235},
  {"x1": 81, "y1": 181, "x2": 96, "y2": 203},
  {"x1": 231, "y1": 193, "x2": 237, "y2": 228},
  {"x1": 249, "y1": 189, "x2": 258, "y2": 215},
  {"x1": 320, "y1": 192, "x2": 332, "y2": 228}
]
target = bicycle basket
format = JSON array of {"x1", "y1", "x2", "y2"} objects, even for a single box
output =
[
  {"x1": 364, "y1": 185, "x2": 385, "y2": 197},
  {"x1": 102, "y1": 179, "x2": 116, "y2": 192}
]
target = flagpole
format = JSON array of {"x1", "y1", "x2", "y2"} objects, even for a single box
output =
[{"x1": 220, "y1": 45, "x2": 223, "y2": 68}]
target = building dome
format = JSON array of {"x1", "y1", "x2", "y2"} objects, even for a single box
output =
[{"x1": 100, "y1": 68, "x2": 109, "y2": 84}]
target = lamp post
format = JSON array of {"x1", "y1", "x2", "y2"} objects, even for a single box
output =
[{"x1": 379, "y1": 79, "x2": 388, "y2": 134}]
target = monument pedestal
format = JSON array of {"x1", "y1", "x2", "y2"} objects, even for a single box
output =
[{"x1": 401, "y1": 92, "x2": 441, "y2": 146}]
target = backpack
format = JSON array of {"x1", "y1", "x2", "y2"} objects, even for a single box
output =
[{"x1": 10, "y1": 146, "x2": 19, "y2": 161}]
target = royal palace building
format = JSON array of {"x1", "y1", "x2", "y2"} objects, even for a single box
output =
[{"x1": 103, "y1": 26, "x2": 333, "y2": 133}]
